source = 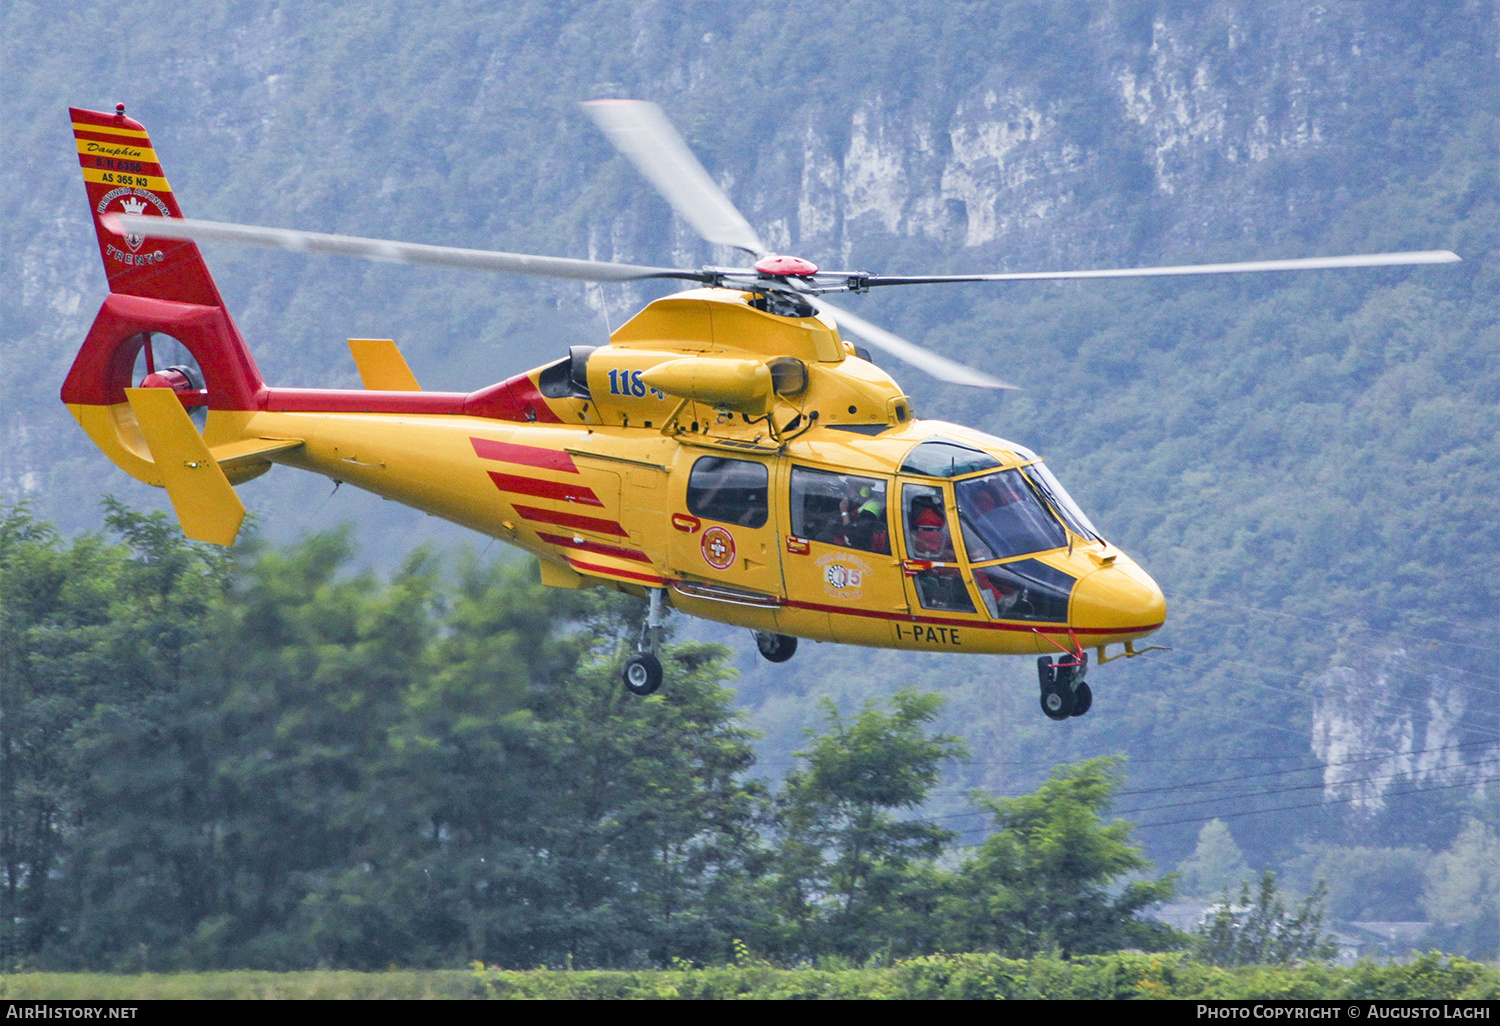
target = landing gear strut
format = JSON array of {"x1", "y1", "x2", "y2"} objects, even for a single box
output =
[
  {"x1": 622, "y1": 588, "x2": 668, "y2": 696},
  {"x1": 752, "y1": 630, "x2": 798, "y2": 663},
  {"x1": 1037, "y1": 652, "x2": 1091, "y2": 720}
]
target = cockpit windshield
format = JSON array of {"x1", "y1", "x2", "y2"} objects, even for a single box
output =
[{"x1": 955, "y1": 469, "x2": 1067, "y2": 561}]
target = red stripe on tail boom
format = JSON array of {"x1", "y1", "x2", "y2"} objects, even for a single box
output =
[
  {"x1": 470, "y1": 437, "x2": 579, "y2": 473},
  {"x1": 487, "y1": 472, "x2": 602, "y2": 506},
  {"x1": 536, "y1": 533, "x2": 652, "y2": 563},
  {"x1": 512, "y1": 505, "x2": 627, "y2": 537}
]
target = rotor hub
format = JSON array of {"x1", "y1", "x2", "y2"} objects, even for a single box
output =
[{"x1": 754, "y1": 255, "x2": 818, "y2": 278}]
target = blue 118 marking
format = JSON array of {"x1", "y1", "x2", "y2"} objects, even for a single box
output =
[
  {"x1": 608, "y1": 368, "x2": 647, "y2": 397},
  {"x1": 607, "y1": 369, "x2": 664, "y2": 399}
]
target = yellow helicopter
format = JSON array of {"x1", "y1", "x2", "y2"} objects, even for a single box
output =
[{"x1": 65, "y1": 100, "x2": 1459, "y2": 719}]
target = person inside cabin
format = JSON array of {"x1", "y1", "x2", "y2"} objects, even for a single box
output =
[
  {"x1": 910, "y1": 496, "x2": 955, "y2": 561},
  {"x1": 842, "y1": 489, "x2": 889, "y2": 554}
]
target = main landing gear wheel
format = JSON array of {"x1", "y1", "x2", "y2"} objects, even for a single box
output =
[
  {"x1": 623, "y1": 588, "x2": 668, "y2": 696},
  {"x1": 753, "y1": 631, "x2": 798, "y2": 663},
  {"x1": 622, "y1": 653, "x2": 663, "y2": 696}
]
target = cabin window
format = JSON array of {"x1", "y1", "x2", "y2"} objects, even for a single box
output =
[
  {"x1": 972, "y1": 559, "x2": 1074, "y2": 623},
  {"x1": 789, "y1": 467, "x2": 890, "y2": 554},
  {"x1": 688, "y1": 457, "x2": 769, "y2": 528},
  {"x1": 954, "y1": 470, "x2": 1067, "y2": 561}
]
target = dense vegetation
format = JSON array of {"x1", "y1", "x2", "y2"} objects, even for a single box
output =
[
  {"x1": 0, "y1": 504, "x2": 1192, "y2": 970},
  {"x1": 1, "y1": 953, "x2": 1497, "y2": 1000},
  {"x1": 3, "y1": 0, "x2": 1497, "y2": 958}
]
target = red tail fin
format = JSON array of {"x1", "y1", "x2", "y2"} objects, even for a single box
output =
[
  {"x1": 70, "y1": 105, "x2": 224, "y2": 307},
  {"x1": 63, "y1": 104, "x2": 264, "y2": 466}
]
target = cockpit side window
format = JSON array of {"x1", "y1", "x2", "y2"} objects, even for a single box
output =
[
  {"x1": 790, "y1": 467, "x2": 891, "y2": 554},
  {"x1": 902, "y1": 483, "x2": 956, "y2": 563},
  {"x1": 688, "y1": 457, "x2": 769, "y2": 528},
  {"x1": 973, "y1": 559, "x2": 1074, "y2": 622},
  {"x1": 954, "y1": 470, "x2": 1067, "y2": 561},
  {"x1": 1022, "y1": 461, "x2": 1102, "y2": 541},
  {"x1": 913, "y1": 566, "x2": 975, "y2": 613}
]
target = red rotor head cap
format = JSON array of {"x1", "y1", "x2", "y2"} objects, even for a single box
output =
[{"x1": 754, "y1": 255, "x2": 819, "y2": 277}]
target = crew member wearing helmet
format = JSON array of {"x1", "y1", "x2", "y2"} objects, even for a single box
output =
[
  {"x1": 910, "y1": 497, "x2": 955, "y2": 561},
  {"x1": 835, "y1": 482, "x2": 890, "y2": 554}
]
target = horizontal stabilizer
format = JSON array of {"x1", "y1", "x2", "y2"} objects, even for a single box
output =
[
  {"x1": 125, "y1": 388, "x2": 247, "y2": 546},
  {"x1": 349, "y1": 338, "x2": 422, "y2": 391},
  {"x1": 209, "y1": 436, "x2": 304, "y2": 474}
]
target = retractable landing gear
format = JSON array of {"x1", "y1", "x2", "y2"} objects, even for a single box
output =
[
  {"x1": 622, "y1": 588, "x2": 668, "y2": 696},
  {"x1": 752, "y1": 630, "x2": 798, "y2": 663},
  {"x1": 1037, "y1": 652, "x2": 1091, "y2": 720}
]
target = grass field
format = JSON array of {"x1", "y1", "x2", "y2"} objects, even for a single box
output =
[{"x1": 0, "y1": 954, "x2": 1496, "y2": 1000}]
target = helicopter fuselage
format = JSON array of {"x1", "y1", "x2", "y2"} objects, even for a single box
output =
[{"x1": 71, "y1": 286, "x2": 1165, "y2": 660}]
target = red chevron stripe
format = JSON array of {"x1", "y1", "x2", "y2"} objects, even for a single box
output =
[
  {"x1": 536, "y1": 533, "x2": 653, "y2": 563},
  {"x1": 513, "y1": 505, "x2": 627, "y2": 537},
  {"x1": 487, "y1": 471, "x2": 602, "y2": 506},
  {"x1": 566, "y1": 558, "x2": 668, "y2": 586},
  {"x1": 470, "y1": 437, "x2": 578, "y2": 473}
]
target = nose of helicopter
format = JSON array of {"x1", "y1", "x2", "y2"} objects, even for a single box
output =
[{"x1": 1070, "y1": 563, "x2": 1167, "y2": 640}]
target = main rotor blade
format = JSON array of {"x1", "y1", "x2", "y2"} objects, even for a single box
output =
[
  {"x1": 583, "y1": 100, "x2": 767, "y2": 259},
  {"x1": 861, "y1": 250, "x2": 1461, "y2": 286},
  {"x1": 812, "y1": 298, "x2": 1017, "y2": 390},
  {"x1": 104, "y1": 214, "x2": 702, "y2": 283}
]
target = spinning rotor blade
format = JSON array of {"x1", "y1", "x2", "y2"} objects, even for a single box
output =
[
  {"x1": 583, "y1": 100, "x2": 768, "y2": 258},
  {"x1": 811, "y1": 298, "x2": 1017, "y2": 390},
  {"x1": 104, "y1": 214, "x2": 700, "y2": 283},
  {"x1": 861, "y1": 249, "x2": 1461, "y2": 286}
]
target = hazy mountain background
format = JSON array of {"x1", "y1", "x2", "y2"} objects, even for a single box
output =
[{"x1": 4, "y1": 0, "x2": 1497, "y2": 941}]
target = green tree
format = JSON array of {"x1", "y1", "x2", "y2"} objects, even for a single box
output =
[
  {"x1": 762, "y1": 690, "x2": 965, "y2": 962},
  {"x1": 1195, "y1": 871, "x2": 1338, "y2": 967},
  {"x1": 1178, "y1": 818, "x2": 1250, "y2": 898},
  {"x1": 1422, "y1": 818, "x2": 1500, "y2": 959},
  {"x1": 941, "y1": 757, "x2": 1178, "y2": 958},
  {"x1": 285, "y1": 577, "x2": 766, "y2": 970},
  {"x1": 1286, "y1": 844, "x2": 1432, "y2": 923},
  {"x1": 0, "y1": 501, "x2": 229, "y2": 967}
]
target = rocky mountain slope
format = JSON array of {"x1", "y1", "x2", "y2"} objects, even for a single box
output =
[{"x1": 4, "y1": 1, "x2": 1496, "y2": 891}]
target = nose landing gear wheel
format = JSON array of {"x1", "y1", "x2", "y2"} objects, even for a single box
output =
[
  {"x1": 753, "y1": 631, "x2": 798, "y2": 663},
  {"x1": 622, "y1": 653, "x2": 663, "y2": 695},
  {"x1": 1037, "y1": 654, "x2": 1089, "y2": 721},
  {"x1": 1040, "y1": 682, "x2": 1074, "y2": 720}
]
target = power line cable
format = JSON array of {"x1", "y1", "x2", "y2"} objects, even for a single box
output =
[
  {"x1": 1131, "y1": 774, "x2": 1500, "y2": 830},
  {"x1": 1110, "y1": 759, "x2": 1498, "y2": 818},
  {"x1": 1199, "y1": 657, "x2": 1500, "y2": 731},
  {"x1": 925, "y1": 756, "x2": 1499, "y2": 824},
  {"x1": 945, "y1": 775, "x2": 1500, "y2": 847},
  {"x1": 1178, "y1": 596, "x2": 1500, "y2": 659},
  {"x1": 924, "y1": 736, "x2": 1498, "y2": 800}
]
